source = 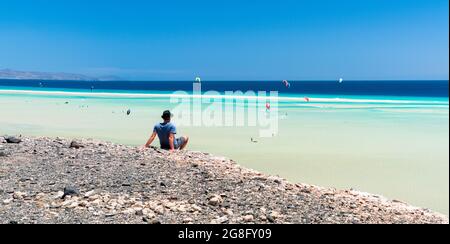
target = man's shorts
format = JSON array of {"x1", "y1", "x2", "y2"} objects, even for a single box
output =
[{"x1": 175, "y1": 137, "x2": 186, "y2": 149}]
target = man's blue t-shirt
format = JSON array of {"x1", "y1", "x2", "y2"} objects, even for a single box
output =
[{"x1": 154, "y1": 122, "x2": 177, "y2": 149}]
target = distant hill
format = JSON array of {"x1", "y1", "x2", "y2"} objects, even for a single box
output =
[{"x1": 0, "y1": 69, "x2": 122, "y2": 81}]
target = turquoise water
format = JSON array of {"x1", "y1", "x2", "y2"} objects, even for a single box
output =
[{"x1": 0, "y1": 88, "x2": 448, "y2": 215}]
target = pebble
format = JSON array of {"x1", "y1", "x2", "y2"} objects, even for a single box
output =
[
  {"x1": 68, "y1": 202, "x2": 79, "y2": 208},
  {"x1": 143, "y1": 208, "x2": 155, "y2": 218},
  {"x1": 122, "y1": 208, "x2": 135, "y2": 215},
  {"x1": 154, "y1": 205, "x2": 165, "y2": 215},
  {"x1": 0, "y1": 150, "x2": 8, "y2": 157},
  {"x1": 84, "y1": 190, "x2": 96, "y2": 198},
  {"x1": 13, "y1": 192, "x2": 27, "y2": 200},
  {"x1": 267, "y1": 211, "x2": 281, "y2": 223},
  {"x1": 217, "y1": 216, "x2": 229, "y2": 224},
  {"x1": 3, "y1": 198, "x2": 13, "y2": 204},
  {"x1": 208, "y1": 195, "x2": 223, "y2": 206},
  {"x1": 243, "y1": 215, "x2": 254, "y2": 222},
  {"x1": 177, "y1": 205, "x2": 187, "y2": 212},
  {"x1": 147, "y1": 218, "x2": 161, "y2": 224},
  {"x1": 86, "y1": 195, "x2": 97, "y2": 202},
  {"x1": 224, "y1": 209, "x2": 234, "y2": 216},
  {"x1": 54, "y1": 191, "x2": 64, "y2": 199},
  {"x1": 135, "y1": 209, "x2": 144, "y2": 216},
  {"x1": 35, "y1": 193, "x2": 46, "y2": 200},
  {"x1": 191, "y1": 205, "x2": 202, "y2": 212}
]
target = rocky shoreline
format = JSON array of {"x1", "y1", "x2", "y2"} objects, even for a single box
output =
[{"x1": 0, "y1": 136, "x2": 448, "y2": 224}]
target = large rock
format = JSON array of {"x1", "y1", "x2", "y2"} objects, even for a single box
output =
[
  {"x1": 62, "y1": 187, "x2": 80, "y2": 199},
  {"x1": 5, "y1": 136, "x2": 22, "y2": 144},
  {"x1": 0, "y1": 150, "x2": 8, "y2": 157},
  {"x1": 69, "y1": 141, "x2": 84, "y2": 149}
]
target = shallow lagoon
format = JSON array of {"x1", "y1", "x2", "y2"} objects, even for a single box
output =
[{"x1": 0, "y1": 90, "x2": 448, "y2": 215}]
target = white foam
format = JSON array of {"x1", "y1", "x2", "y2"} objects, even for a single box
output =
[{"x1": 0, "y1": 89, "x2": 448, "y2": 105}]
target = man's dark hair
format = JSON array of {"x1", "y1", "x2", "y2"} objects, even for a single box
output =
[{"x1": 162, "y1": 110, "x2": 172, "y2": 120}]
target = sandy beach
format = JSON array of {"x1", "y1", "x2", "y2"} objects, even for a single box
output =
[{"x1": 0, "y1": 136, "x2": 448, "y2": 224}]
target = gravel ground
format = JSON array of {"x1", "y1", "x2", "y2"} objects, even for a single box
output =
[{"x1": 0, "y1": 136, "x2": 448, "y2": 224}]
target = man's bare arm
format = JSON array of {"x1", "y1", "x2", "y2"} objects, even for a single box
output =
[
  {"x1": 169, "y1": 133, "x2": 175, "y2": 151},
  {"x1": 142, "y1": 132, "x2": 157, "y2": 149}
]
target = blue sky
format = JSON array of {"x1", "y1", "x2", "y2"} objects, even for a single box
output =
[{"x1": 0, "y1": 0, "x2": 448, "y2": 80}]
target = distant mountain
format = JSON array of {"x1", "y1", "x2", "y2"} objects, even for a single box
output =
[{"x1": 0, "y1": 69, "x2": 122, "y2": 81}]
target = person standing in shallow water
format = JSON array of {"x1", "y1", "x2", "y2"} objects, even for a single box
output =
[{"x1": 142, "y1": 110, "x2": 189, "y2": 151}]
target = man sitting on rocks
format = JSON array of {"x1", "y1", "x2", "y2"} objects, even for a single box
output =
[{"x1": 142, "y1": 110, "x2": 189, "y2": 151}]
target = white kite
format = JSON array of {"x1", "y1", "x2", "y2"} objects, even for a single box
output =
[{"x1": 195, "y1": 77, "x2": 202, "y2": 83}]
